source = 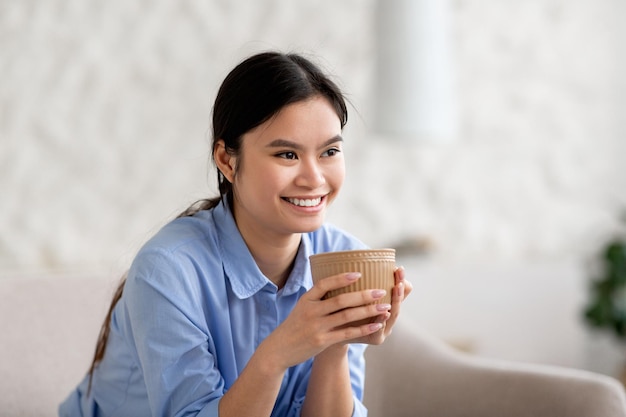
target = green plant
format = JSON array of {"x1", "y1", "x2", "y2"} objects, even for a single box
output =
[{"x1": 584, "y1": 234, "x2": 626, "y2": 338}]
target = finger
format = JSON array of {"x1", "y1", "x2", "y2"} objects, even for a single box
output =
[
  {"x1": 329, "y1": 321, "x2": 385, "y2": 345},
  {"x1": 383, "y1": 273, "x2": 408, "y2": 338},
  {"x1": 394, "y1": 266, "x2": 412, "y2": 301},
  {"x1": 382, "y1": 285, "x2": 403, "y2": 338},
  {"x1": 327, "y1": 302, "x2": 391, "y2": 329},
  {"x1": 373, "y1": 312, "x2": 391, "y2": 324},
  {"x1": 359, "y1": 316, "x2": 388, "y2": 344},
  {"x1": 394, "y1": 265, "x2": 405, "y2": 285},
  {"x1": 402, "y1": 279, "x2": 413, "y2": 300},
  {"x1": 320, "y1": 288, "x2": 387, "y2": 315},
  {"x1": 387, "y1": 281, "x2": 404, "y2": 324},
  {"x1": 306, "y1": 272, "x2": 361, "y2": 301}
]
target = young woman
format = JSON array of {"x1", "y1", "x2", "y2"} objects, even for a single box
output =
[{"x1": 59, "y1": 51, "x2": 412, "y2": 417}]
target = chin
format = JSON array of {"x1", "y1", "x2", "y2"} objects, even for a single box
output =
[
  {"x1": 290, "y1": 219, "x2": 325, "y2": 234},
  {"x1": 300, "y1": 224, "x2": 323, "y2": 233}
]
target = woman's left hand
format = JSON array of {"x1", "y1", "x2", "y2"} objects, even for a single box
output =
[{"x1": 349, "y1": 266, "x2": 412, "y2": 345}]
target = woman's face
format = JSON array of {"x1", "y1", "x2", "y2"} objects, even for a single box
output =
[{"x1": 228, "y1": 96, "x2": 345, "y2": 241}]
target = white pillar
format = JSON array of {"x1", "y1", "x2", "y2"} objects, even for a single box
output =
[{"x1": 374, "y1": 0, "x2": 457, "y2": 142}]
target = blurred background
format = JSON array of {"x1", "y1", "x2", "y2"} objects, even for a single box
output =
[{"x1": 1, "y1": 0, "x2": 625, "y2": 379}]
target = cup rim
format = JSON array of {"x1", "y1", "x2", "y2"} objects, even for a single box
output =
[{"x1": 309, "y1": 248, "x2": 396, "y2": 264}]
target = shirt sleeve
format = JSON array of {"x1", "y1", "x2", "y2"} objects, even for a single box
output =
[
  {"x1": 348, "y1": 343, "x2": 369, "y2": 417},
  {"x1": 122, "y1": 249, "x2": 224, "y2": 417}
]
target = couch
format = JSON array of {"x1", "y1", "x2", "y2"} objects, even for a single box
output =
[{"x1": 2, "y1": 275, "x2": 625, "y2": 417}]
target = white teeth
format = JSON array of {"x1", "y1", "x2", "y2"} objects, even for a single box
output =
[{"x1": 287, "y1": 197, "x2": 322, "y2": 207}]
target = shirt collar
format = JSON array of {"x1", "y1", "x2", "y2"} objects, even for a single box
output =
[
  {"x1": 213, "y1": 198, "x2": 312, "y2": 299},
  {"x1": 282, "y1": 238, "x2": 313, "y2": 296}
]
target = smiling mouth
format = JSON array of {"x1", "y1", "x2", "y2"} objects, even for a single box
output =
[{"x1": 282, "y1": 196, "x2": 323, "y2": 207}]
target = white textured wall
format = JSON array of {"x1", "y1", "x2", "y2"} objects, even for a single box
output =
[
  {"x1": 2, "y1": 0, "x2": 626, "y2": 374},
  {"x1": 1, "y1": 0, "x2": 625, "y2": 273}
]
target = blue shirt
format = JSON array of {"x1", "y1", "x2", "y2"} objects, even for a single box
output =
[{"x1": 59, "y1": 199, "x2": 369, "y2": 417}]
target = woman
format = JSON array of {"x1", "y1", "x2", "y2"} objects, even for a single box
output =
[{"x1": 59, "y1": 51, "x2": 412, "y2": 417}]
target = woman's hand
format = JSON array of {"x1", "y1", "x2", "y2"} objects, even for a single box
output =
[
  {"x1": 351, "y1": 266, "x2": 412, "y2": 345},
  {"x1": 257, "y1": 271, "x2": 394, "y2": 371}
]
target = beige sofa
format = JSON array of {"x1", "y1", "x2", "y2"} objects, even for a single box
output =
[{"x1": 2, "y1": 275, "x2": 626, "y2": 417}]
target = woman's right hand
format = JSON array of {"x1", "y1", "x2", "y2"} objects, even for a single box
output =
[{"x1": 257, "y1": 272, "x2": 390, "y2": 371}]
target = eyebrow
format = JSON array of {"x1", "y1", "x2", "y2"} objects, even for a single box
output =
[{"x1": 266, "y1": 135, "x2": 343, "y2": 151}]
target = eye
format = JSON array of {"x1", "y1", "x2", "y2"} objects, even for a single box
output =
[
  {"x1": 277, "y1": 151, "x2": 298, "y2": 160},
  {"x1": 321, "y1": 147, "x2": 341, "y2": 157}
]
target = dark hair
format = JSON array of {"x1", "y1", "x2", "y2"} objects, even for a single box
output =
[{"x1": 87, "y1": 51, "x2": 348, "y2": 391}]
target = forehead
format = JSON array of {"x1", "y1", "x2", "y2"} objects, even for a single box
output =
[{"x1": 244, "y1": 96, "x2": 342, "y2": 145}]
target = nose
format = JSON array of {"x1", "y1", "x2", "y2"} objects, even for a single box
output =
[{"x1": 295, "y1": 158, "x2": 325, "y2": 189}]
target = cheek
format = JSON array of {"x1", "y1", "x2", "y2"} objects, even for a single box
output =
[
  {"x1": 260, "y1": 167, "x2": 290, "y2": 191},
  {"x1": 239, "y1": 164, "x2": 287, "y2": 201},
  {"x1": 328, "y1": 162, "x2": 346, "y2": 190}
]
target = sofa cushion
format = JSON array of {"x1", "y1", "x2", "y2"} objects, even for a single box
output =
[{"x1": 0, "y1": 275, "x2": 115, "y2": 417}]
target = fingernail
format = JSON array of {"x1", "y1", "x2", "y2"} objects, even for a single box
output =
[
  {"x1": 376, "y1": 303, "x2": 391, "y2": 311},
  {"x1": 371, "y1": 289, "x2": 386, "y2": 299},
  {"x1": 369, "y1": 322, "x2": 383, "y2": 332},
  {"x1": 346, "y1": 272, "x2": 361, "y2": 281}
]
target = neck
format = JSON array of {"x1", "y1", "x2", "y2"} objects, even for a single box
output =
[
  {"x1": 251, "y1": 238, "x2": 301, "y2": 288},
  {"x1": 231, "y1": 209, "x2": 302, "y2": 289}
]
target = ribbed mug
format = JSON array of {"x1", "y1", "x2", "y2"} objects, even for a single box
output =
[{"x1": 309, "y1": 249, "x2": 396, "y2": 306}]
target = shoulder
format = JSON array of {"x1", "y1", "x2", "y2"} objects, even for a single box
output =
[
  {"x1": 140, "y1": 211, "x2": 218, "y2": 256},
  {"x1": 306, "y1": 223, "x2": 368, "y2": 254},
  {"x1": 121, "y1": 210, "x2": 228, "y2": 320},
  {"x1": 129, "y1": 211, "x2": 221, "y2": 285}
]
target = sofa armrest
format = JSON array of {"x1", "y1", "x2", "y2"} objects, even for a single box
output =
[{"x1": 364, "y1": 319, "x2": 626, "y2": 417}]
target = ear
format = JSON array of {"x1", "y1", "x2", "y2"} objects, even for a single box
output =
[{"x1": 213, "y1": 140, "x2": 237, "y2": 183}]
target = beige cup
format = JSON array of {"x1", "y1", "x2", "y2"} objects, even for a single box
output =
[{"x1": 309, "y1": 249, "x2": 396, "y2": 306}]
